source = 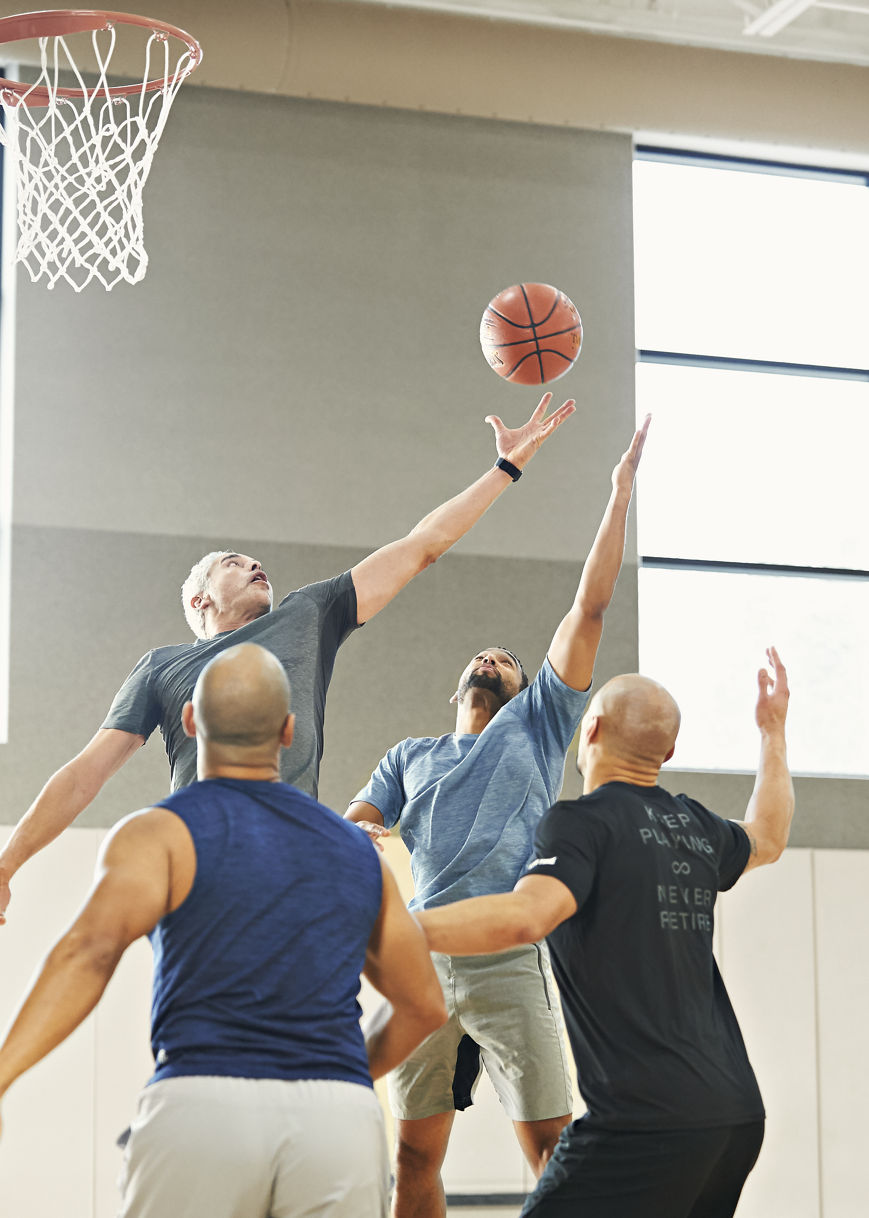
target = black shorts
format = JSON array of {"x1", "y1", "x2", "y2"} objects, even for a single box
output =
[{"x1": 521, "y1": 1117, "x2": 765, "y2": 1218}]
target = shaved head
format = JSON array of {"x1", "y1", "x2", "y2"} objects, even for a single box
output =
[
  {"x1": 585, "y1": 674, "x2": 681, "y2": 770},
  {"x1": 192, "y1": 643, "x2": 291, "y2": 749}
]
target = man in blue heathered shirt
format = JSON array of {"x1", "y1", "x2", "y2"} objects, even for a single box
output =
[
  {"x1": 347, "y1": 416, "x2": 649, "y2": 1218},
  {"x1": 0, "y1": 644, "x2": 447, "y2": 1218}
]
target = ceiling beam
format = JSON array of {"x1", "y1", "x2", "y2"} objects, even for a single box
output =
[{"x1": 742, "y1": 0, "x2": 817, "y2": 35}]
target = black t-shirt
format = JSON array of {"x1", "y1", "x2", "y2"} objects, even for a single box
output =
[
  {"x1": 102, "y1": 573, "x2": 358, "y2": 798},
  {"x1": 532, "y1": 782, "x2": 763, "y2": 1131}
]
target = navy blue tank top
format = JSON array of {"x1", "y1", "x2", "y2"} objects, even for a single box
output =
[{"x1": 148, "y1": 777, "x2": 382, "y2": 1088}]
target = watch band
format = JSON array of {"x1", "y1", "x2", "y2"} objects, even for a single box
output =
[{"x1": 496, "y1": 457, "x2": 522, "y2": 482}]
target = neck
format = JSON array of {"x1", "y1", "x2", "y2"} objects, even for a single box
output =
[
  {"x1": 581, "y1": 756, "x2": 661, "y2": 794},
  {"x1": 455, "y1": 689, "x2": 504, "y2": 735},
  {"x1": 204, "y1": 605, "x2": 269, "y2": 639},
  {"x1": 196, "y1": 745, "x2": 281, "y2": 783}
]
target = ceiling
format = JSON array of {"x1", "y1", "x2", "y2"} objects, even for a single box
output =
[{"x1": 346, "y1": 0, "x2": 869, "y2": 66}]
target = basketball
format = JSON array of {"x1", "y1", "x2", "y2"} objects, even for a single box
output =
[{"x1": 480, "y1": 283, "x2": 583, "y2": 385}]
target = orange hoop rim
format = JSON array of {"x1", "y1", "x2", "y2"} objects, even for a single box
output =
[{"x1": 0, "y1": 9, "x2": 202, "y2": 106}]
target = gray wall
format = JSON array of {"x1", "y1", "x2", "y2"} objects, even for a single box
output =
[{"x1": 2, "y1": 87, "x2": 864, "y2": 845}]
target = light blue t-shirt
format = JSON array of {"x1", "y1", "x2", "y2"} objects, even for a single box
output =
[{"x1": 354, "y1": 658, "x2": 591, "y2": 911}]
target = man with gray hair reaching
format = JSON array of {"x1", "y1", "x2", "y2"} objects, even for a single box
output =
[
  {"x1": 0, "y1": 643, "x2": 447, "y2": 1217},
  {"x1": 0, "y1": 395, "x2": 573, "y2": 923}
]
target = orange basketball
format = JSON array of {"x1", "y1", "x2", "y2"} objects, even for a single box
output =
[{"x1": 480, "y1": 283, "x2": 582, "y2": 385}]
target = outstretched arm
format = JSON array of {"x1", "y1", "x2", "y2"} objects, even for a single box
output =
[
  {"x1": 0, "y1": 727, "x2": 145, "y2": 926},
  {"x1": 0, "y1": 810, "x2": 175, "y2": 1124},
  {"x1": 362, "y1": 857, "x2": 448, "y2": 1079},
  {"x1": 416, "y1": 874, "x2": 577, "y2": 956},
  {"x1": 351, "y1": 394, "x2": 575, "y2": 624},
  {"x1": 547, "y1": 415, "x2": 650, "y2": 691},
  {"x1": 735, "y1": 647, "x2": 794, "y2": 872}
]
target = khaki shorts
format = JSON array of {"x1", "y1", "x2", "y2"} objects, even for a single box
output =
[
  {"x1": 388, "y1": 943, "x2": 572, "y2": 1123},
  {"x1": 118, "y1": 1076, "x2": 389, "y2": 1218}
]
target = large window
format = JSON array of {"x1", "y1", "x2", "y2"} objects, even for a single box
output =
[{"x1": 633, "y1": 149, "x2": 869, "y2": 778}]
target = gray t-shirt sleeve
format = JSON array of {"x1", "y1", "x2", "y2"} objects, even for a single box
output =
[
  {"x1": 353, "y1": 743, "x2": 407, "y2": 829},
  {"x1": 101, "y1": 651, "x2": 161, "y2": 740},
  {"x1": 284, "y1": 571, "x2": 359, "y2": 643}
]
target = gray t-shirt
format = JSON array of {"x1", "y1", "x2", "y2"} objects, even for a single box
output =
[
  {"x1": 102, "y1": 572, "x2": 359, "y2": 797},
  {"x1": 354, "y1": 659, "x2": 590, "y2": 911}
]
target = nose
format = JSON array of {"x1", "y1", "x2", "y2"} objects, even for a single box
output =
[{"x1": 251, "y1": 560, "x2": 261, "y2": 571}]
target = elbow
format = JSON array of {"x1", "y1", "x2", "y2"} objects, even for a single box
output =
[
  {"x1": 52, "y1": 926, "x2": 126, "y2": 976},
  {"x1": 506, "y1": 911, "x2": 545, "y2": 949},
  {"x1": 424, "y1": 992, "x2": 449, "y2": 1036}
]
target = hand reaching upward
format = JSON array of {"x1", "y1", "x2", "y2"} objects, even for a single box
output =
[
  {"x1": 486, "y1": 392, "x2": 576, "y2": 470},
  {"x1": 612, "y1": 413, "x2": 651, "y2": 497},
  {"x1": 756, "y1": 646, "x2": 790, "y2": 737}
]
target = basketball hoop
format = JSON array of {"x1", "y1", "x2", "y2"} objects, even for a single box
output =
[{"x1": 0, "y1": 10, "x2": 202, "y2": 290}]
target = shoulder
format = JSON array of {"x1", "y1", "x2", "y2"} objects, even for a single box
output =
[
  {"x1": 512, "y1": 657, "x2": 591, "y2": 715},
  {"x1": 101, "y1": 804, "x2": 190, "y2": 857},
  {"x1": 278, "y1": 570, "x2": 354, "y2": 610}
]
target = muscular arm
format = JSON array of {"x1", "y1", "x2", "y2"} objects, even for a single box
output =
[
  {"x1": 0, "y1": 728, "x2": 145, "y2": 924},
  {"x1": 0, "y1": 810, "x2": 178, "y2": 1110},
  {"x1": 734, "y1": 647, "x2": 794, "y2": 872},
  {"x1": 416, "y1": 874, "x2": 577, "y2": 956},
  {"x1": 344, "y1": 801, "x2": 388, "y2": 851},
  {"x1": 547, "y1": 416, "x2": 649, "y2": 691},
  {"x1": 362, "y1": 857, "x2": 447, "y2": 1079},
  {"x1": 351, "y1": 394, "x2": 575, "y2": 624}
]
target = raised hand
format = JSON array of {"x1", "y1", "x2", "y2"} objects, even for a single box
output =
[
  {"x1": 485, "y1": 392, "x2": 576, "y2": 470},
  {"x1": 612, "y1": 413, "x2": 651, "y2": 495},
  {"x1": 756, "y1": 646, "x2": 789, "y2": 736}
]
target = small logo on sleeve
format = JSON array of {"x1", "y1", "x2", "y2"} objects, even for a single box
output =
[{"x1": 527, "y1": 856, "x2": 558, "y2": 869}]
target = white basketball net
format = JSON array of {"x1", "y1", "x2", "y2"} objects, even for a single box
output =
[{"x1": 0, "y1": 22, "x2": 197, "y2": 290}]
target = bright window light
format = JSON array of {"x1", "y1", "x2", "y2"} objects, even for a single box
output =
[
  {"x1": 633, "y1": 150, "x2": 869, "y2": 779},
  {"x1": 634, "y1": 159, "x2": 869, "y2": 368},
  {"x1": 635, "y1": 362, "x2": 869, "y2": 570},
  {"x1": 639, "y1": 566, "x2": 869, "y2": 778}
]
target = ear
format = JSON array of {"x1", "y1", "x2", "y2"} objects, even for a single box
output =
[
  {"x1": 449, "y1": 691, "x2": 459, "y2": 705},
  {"x1": 280, "y1": 713, "x2": 295, "y2": 749},
  {"x1": 663, "y1": 744, "x2": 675, "y2": 763},
  {"x1": 181, "y1": 701, "x2": 196, "y2": 739},
  {"x1": 585, "y1": 714, "x2": 601, "y2": 743}
]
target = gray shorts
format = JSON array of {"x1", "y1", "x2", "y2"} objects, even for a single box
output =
[
  {"x1": 118, "y1": 1075, "x2": 389, "y2": 1218},
  {"x1": 388, "y1": 944, "x2": 572, "y2": 1123}
]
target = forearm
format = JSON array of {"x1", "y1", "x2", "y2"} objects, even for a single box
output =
[
  {"x1": 744, "y1": 730, "x2": 794, "y2": 862},
  {"x1": 417, "y1": 893, "x2": 536, "y2": 956},
  {"x1": 574, "y1": 485, "x2": 633, "y2": 618},
  {"x1": 364, "y1": 1001, "x2": 446, "y2": 1081},
  {"x1": 352, "y1": 466, "x2": 516, "y2": 622},
  {"x1": 0, "y1": 931, "x2": 121, "y2": 1098},
  {"x1": 0, "y1": 763, "x2": 101, "y2": 880},
  {"x1": 406, "y1": 465, "x2": 515, "y2": 563}
]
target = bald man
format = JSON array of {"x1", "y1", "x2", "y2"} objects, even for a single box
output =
[
  {"x1": 416, "y1": 649, "x2": 794, "y2": 1218},
  {"x1": 0, "y1": 644, "x2": 447, "y2": 1218}
]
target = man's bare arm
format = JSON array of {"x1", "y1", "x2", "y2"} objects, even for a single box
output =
[
  {"x1": 0, "y1": 728, "x2": 145, "y2": 925},
  {"x1": 362, "y1": 858, "x2": 447, "y2": 1079},
  {"x1": 351, "y1": 394, "x2": 575, "y2": 624},
  {"x1": 0, "y1": 810, "x2": 175, "y2": 1113},
  {"x1": 416, "y1": 874, "x2": 577, "y2": 957},
  {"x1": 345, "y1": 801, "x2": 388, "y2": 852},
  {"x1": 734, "y1": 647, "x2": 794, "y2": 872},
  {"x1": 547, "y1": 415, "x2": 649, "y2": 692}
]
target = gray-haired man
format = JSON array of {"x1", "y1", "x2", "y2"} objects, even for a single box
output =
[{"x1": 0, "y1": 398, "x2": 573, "y2": 923}]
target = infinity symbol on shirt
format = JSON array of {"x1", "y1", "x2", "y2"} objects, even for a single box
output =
[{"x1": 671, "y1": 861, "x2": 691, "y2": 875}]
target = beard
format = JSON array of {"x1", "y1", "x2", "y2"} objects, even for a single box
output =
[{"x1": 457, "y1": 668, "x2": 511, "y2": 708}]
